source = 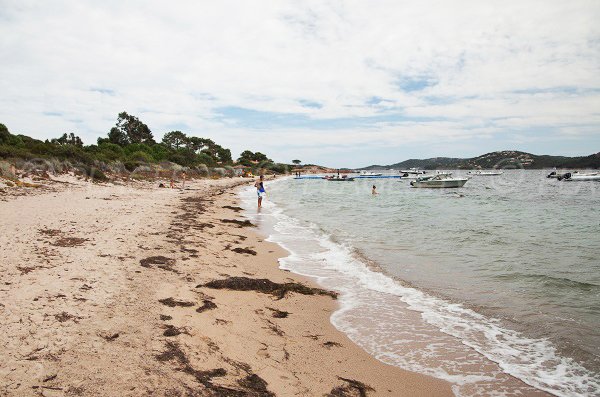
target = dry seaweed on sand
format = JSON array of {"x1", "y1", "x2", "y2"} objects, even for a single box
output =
[
  {"x1": 17, "y1": 266, "x2": 37, "y2": 275},
  {"x1": 323, "y1": 341, "x2": 342, "y2": 348},
  {"x1": 196, "y1": 300, "x2": 217, "y2": 313},
  {"x1": 54, "y1": 311, "x2": 81, "y2": 323},
  {"x1": 327, "y1": 377, "x2": 375, "y2": 397},
  {"x1": 220, "y1": 219, "x2": 254, "y2": 227},
  {"x1": 163, "y1": 324, "x2": 189, "y2": 337},
  {"x1": 222, "y1": 205, "x2": 243, "y2": 212},
  {"x1": 140, "y1": 256, "x2": 177, "y2": 272},
  {"x1": 39, "y1": 228, "x2": 62, "y2": 237},
  {"x1": 158, "y1": 297, "x2": 195, "y2": 307},
  {"x1": 231, "y1": 247, "x2": 257, "y2": 256},
  {"x1": 265, "y1": 319, "x2": 285, "y2": 336},
  {"x1": 199, "y1": 277, "x2": 338, "y2": 300},
  {"x1": 237, "y1": 374, "x2": 275, "y2": 397},
  {"x1": 160, "y1": 314, "x2": 173, "y2": 321},
  {"x1": 156, "y1": 341, "x2": 262, "y2": 395},
  {"x1": 266, "y1": 307, "x2": 289, "y2": 318},
  {"x1": 52, "y1": 237, "x2": 87, "y2": 247}
]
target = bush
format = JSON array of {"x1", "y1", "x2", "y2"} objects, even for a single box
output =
[
  {"x1": 128, "y1": 150, "x2": 154, "y2": 163},
  {"x1": 149, "y1": 144, "x2": 171, "y2": 161},
  {"x1": 0, "y1": 144, "x2": 33, "y2": 159},
  {"x1": 89, "y1": 168, "x2": 108, "y2": 181},
  {"x1": 211, "y1": 167, "x2": 226, "y2": 177},
  {"x1": 268, "y1": 163, "x2": 290, "y2": 174},
  {"x1": 195, "y1": 163, "x2": 209, "y2": 176},
  {"x1": 168, "y1": 149, "x2": 197, "y2": 167},
  {"x1": 158, "y1": 161, "x2": 183, "y2": 171},
  {"x1": 108, "y1": 161, "x2": 127, "y2": 174},
  {"x1": 97, "y1": 142, "x2": 125, "y2": 161},
  {"x1": 124, "y1": 160, "x2": 142, "y2": 172},
  {"x1": 0, "y1": 160, "x2": 15, "y2": 178}
]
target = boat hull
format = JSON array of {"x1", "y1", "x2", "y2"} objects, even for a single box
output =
[
  {"x1": 468, "y1": 171, "x2": 503, "y2": 176},
  {"x1": 564, "y1": 175, "x2": 600, "y2": 181},
  {"x1": 410, "y1": 179, "x2": 468, "y2": 188}
]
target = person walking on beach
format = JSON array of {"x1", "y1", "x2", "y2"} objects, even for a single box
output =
[
  {"x1": 372, "y1": 185, "x2": 379, "y2": 195},
  {"x1": 181, "y1": 171, "x2": 187, "y2": 189},
  {"x1": 255, "y1": 175, "x2": 266, "y2": 208}
]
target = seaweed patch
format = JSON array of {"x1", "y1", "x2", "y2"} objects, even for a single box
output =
[{"x1": 200, "y1": 277, "x2": 338, "y2": 300}]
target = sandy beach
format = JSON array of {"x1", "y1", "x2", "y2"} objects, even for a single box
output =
[{"x1": 0, "y1": 177, "x2": 451, "y2": 396}]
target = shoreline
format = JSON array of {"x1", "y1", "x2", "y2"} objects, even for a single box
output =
[
  {"x1": 0, "y1": 177, "x2": 452, "y2": 396},
  {"x1": 241, "y1": 178, "x2": 561, "y2": 397}
]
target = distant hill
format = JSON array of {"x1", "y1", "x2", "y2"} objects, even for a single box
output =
[{"x1": 362, "y1": 151, "x2": 600, "y2": 170}]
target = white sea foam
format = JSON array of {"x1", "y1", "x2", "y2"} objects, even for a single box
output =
[{"x1": 239, "y1": 185, "x2": 600, "y2": 397}]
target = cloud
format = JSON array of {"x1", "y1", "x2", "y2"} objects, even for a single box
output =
[{"x1": 0, "y1": 0, "x2": 598, "y2": 166}]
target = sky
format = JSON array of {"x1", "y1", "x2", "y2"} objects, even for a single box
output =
[{"x1": 1, "y1": 0, "x2": 599, "y2": 168}]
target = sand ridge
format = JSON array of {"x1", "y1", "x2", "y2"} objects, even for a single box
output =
[{"x1": 0, "y1": 178, "x2": 452, "y2": 396}]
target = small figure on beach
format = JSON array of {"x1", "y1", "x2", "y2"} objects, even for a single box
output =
[
  {"x1": 170, "y1": 178, "x2": 175, "y2": 189},
  {"x1": 181, "y1": 171, "x2": 187, "y2": 189},
  {"x1": 255, "y1": 175, "x2": 266, "y2": 208},
  {"x1": 372, "y1": 185, "x2": 379, "y2": 195}
]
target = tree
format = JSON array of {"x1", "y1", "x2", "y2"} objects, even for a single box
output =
[
  {"x1": 0, "y1": 123, "x2": 11, "y2": 144},
  {"x1": 108, "y1": 127, "x2": 129, "y2": 146},
  {"x1": 216, "y1": 147, "x2": 232, "y2": 163},
  {"x1": 110, "y1": 112, "x2": 154, "y2": 145},
  {"x1": 237, "y1": 150, "x2": 273, "y2": 167},
  {"x1": 187, "y1": 137, "x2": 212, "y2": 153},
  {"x1": 162, "y1": 130, "x2": 188, "y2": 150},
  {"x1": 292, "y1": 159, "x2": 301, "y2": 165},
  {"x1": 51, "y1": 133, "x2": 83, "y2": 147},
  {"x1": 252, "y1": 152, "x2": 269, "y2": 162},
  {"x1": 236, "y1": 150, "x2": 253, "y2": 166}
]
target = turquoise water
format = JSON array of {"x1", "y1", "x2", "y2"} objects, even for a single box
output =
[{"x1": 240, "y1": 170, "x2": 600, "y2": 396}]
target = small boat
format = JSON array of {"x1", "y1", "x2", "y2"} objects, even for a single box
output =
[
  {"x1": 410, "y1": 174, "x2": 469, "y2": 188},
  {"x1": 468, "y1": 170, "x2": 503, "y2": 176},
  {"x1": 359, "y1": 171, "x2": 383, "y2": 177},
  {"x1": 327, "y1": 176, "x2": 355, "y2": 181},
  {"x1": 400, "y1": 168, "x2": 427, "y2": 176},
  {"x1": 560, "y1": 172, "x2": 600, "y2": 181}
]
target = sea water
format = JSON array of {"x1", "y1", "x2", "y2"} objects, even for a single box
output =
[{"x1": 239, "y1": 170, "x2": 600, "y2": 396}]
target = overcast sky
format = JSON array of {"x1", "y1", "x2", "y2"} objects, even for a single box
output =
[{"x1": 1, "y1": 0, "x2": 599, "y2": 167}]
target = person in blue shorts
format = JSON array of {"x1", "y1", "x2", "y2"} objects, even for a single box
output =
[{"x1": 255, "y1": 175, "x2": 266, "y2": 208}]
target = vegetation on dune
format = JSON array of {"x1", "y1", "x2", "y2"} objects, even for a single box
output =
[{"x1": 0, "y1": 113, "x2": 296, "y2": 180}]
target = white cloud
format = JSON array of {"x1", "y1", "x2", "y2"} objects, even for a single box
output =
[{"x1": 0, "y1": 0, "x2": 598, "y2": 166}]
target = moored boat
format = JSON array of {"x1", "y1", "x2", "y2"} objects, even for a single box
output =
[
  {"x1": 560, "y1": 172, "x2": 600, "y2": 181},
  {"x1": 468, "y1": 170, "x2": 503, "y2": 176},
  {"x1": 359, "y1": 171, "x2": 383, "y2": 176},
  {"x1": 327, "y1": 176, "x2": 355, "y2": 181},
  {"x1": 400, "y1": 168, "x2": 427, "y2": 176},
  {"x1": 410, "y1": 174, "x2": 469, "y2": 188}
]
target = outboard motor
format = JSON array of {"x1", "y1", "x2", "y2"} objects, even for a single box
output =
[
  {"x1": 564, "y1": 172, "x2": 571, "y2": 180},
  {"x1": 547, "y1": 171, "x2": 556, "y2": 178}
]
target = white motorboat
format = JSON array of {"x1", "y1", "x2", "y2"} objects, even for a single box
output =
[
  {"x1": 410, "y1": 174, "x2": 469, "y2": 188},
  {"x1": 561, "y1": 172, "x2": 600, "y2": 181},
  {"x1": 400, "y1": 168, "x2": 427, "y2": 176},
  {"x1": 359, "y1": 171, "x2": 383, "y2": 176},
  {"x1": 468, "y1": 170, "x2": 503, "y2": 176}
]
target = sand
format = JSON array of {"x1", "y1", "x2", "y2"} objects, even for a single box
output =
[{"x1": 0, "y1": 177, "x2": 452, "y2": 396}]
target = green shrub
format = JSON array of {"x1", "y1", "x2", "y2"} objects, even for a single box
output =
[
  {"x1": 268, "y1": 163, "x2": 290, "y2": 174},
  {"x1": 75, "y1": 164, "x2": 108, "y2": 181},
  {"x1": 97, "y1": 142, "x2": 125, "y2": 161},
  {"x1": 128, "y1": 150, "x2": 154, "y2": 163},
  {"x1": 89, "y1": 168, "x2": 108, "y2": 181}
]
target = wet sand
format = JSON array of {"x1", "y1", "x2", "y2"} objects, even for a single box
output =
[{"x1": 0, "y1": 177, "x2": 452, "y2": 396}]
